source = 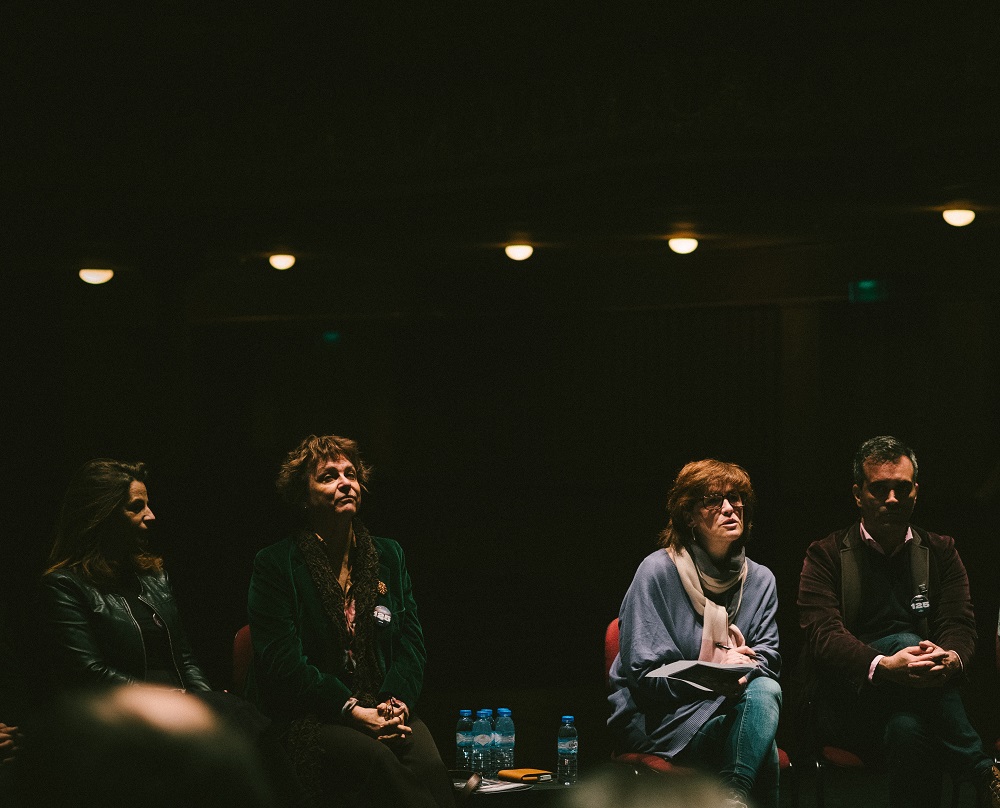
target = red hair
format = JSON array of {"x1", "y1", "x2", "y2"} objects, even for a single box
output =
[{"x1": 658, "y1": 458, "x2": 756, "y2": 550}]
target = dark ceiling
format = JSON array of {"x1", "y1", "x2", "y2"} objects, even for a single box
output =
[{"x1": 5, "y1": 2, "x2": 1000, "y2": 306}]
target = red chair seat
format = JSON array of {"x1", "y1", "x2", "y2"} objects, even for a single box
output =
[
  {"x1": 612, "y1": 752, "x2": 690, "y2": 774},
  {"x1": 820, "y1": 746, "x2": 865, "y2": 768},
  {"x1": 778, "y1": 747, "x2": 791, "y2": 770}
]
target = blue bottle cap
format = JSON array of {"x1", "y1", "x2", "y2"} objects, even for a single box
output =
[
  {"x1": 498, "y1": 708, "x2": 511, "y2": 716},
  {"x1": 460, "y1": 709, "x2": 472, "y2": 716},
  {"x1": 561, "y1": 715, "x2": 574, "y2": 723}
]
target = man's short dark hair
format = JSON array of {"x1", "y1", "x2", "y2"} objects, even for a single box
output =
[{"x1": 853, "y1": 436, "x2": 919, "y2": 487}]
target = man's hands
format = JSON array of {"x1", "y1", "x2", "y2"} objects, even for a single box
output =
[
  {"x1": 876, "y1": 641, "x2": 960, "y2": 688},
  {"x1": 347, "y1": 699, "x2": 411, "y2": 743}
]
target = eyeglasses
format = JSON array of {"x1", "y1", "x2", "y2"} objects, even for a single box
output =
[{"x1": 701, "y1": 491, "x2": 744, "y2": 510}]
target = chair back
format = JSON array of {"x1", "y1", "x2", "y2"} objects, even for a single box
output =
[
  {"x1": 232, "y1": 624, "x2": 252, "y2": 693},
  {"x1": 604, "y1": 618, "x2": 620, "y2": 686}
]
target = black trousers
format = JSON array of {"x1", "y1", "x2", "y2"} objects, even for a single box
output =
[{"x1": 316, "y1": 717, "x2": 454, "y2": 808}]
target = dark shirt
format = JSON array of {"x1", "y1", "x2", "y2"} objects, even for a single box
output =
[
  {"x1": 854, "y1": 545, "x2": 919, "y2": 645},
  {"x1": 122, "y1": 593, "x2": 182, "y2": 688}
]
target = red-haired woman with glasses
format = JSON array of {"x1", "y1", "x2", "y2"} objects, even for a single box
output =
[{"x1": 608, "y1": 459, "x2": 781, "y2": 808}]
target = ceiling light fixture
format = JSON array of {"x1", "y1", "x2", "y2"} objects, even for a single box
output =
[
  {"x1": 268, "y1": 253, "x2": 296, "y2": 270},
  {"x1": 79, "y1": 268, "x2": 114, "y2": 285},
  {"x1": 942, "y1": 209, "x2": 975, "y2": 227},
  {"x1": 668, "y1": 237, "x2": 699, "y2": 255},
  {"x1": 504, "y1": 244, "x2": 534, "y2": 261}
]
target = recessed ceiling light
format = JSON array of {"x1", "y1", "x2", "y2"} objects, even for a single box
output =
[
  {"x1": 268, "y1": 254, "x2": 296, "y2": 270},
  {"x1": 668, "y1": 238, "x2": 699, "y2": 255},
  {"x1": 504, "y1": 244, "x2": 534, "y2": 261},
  {"x1": 942, "y1": 209, "x2": 975, "y2": 227},
  {"x1": 79, "y1": 268, "x2": 114, "y2": 284}
]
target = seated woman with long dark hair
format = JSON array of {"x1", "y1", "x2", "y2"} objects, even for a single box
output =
[
  {"x1": 37, "y1": 458, "x2": 306, "y2": 806},
  {"x1": 39, "y1": 459, "x2": 210, "y2": 692}
]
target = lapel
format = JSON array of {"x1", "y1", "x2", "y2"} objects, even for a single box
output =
[{"x1": 839, "y1": 524, "x2": 864, "y2": 630}]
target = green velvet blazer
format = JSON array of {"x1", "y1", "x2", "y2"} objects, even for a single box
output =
[{"x1": 246, "y1": 533, "x2": 427, "y2": 725}]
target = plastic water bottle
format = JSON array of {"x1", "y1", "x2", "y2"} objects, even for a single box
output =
[
  {"x1": 495, "y1": 708, "x2": 516, "y2": 771},
  {"x1": 556, "y1": 715, "x2": 578, "y2": 785},
  {"x1": 472, "y1": 710, "x2": 493, "y2": 776},
  {"x1": 483, "y1": 709, "x2": 498, "y2": 777},
  {"x1": 455, "y1": 709, "x2": 474, "y2": 769}
]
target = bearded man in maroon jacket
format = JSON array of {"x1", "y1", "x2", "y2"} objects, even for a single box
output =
[{"x1": 798, "y1": 435, "x2": 1000, "y2": 808}]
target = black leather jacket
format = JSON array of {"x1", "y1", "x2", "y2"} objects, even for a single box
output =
[{"x1": 38, "y1": 568, "x2": 211, "y2": 692}]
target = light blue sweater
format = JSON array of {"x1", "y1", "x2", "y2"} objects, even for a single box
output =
[{"x1": 608, "y1": 547, "x2": 781, "y2": 758}]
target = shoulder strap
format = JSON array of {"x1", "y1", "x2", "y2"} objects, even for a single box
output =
[
  {"x1": 909, "y1": 528, "x2": 930, "y2": 637},
  {"x1": 839, "y1": 526, "x2": 863, "y2": 630}
]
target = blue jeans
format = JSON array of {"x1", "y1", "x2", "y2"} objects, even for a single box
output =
[
  {"x1": 817, "y1": 632, "x2": 991, "y2": 808},
  {"x1": 677, "y1": 676, "x2": 781, "y2": 808}
]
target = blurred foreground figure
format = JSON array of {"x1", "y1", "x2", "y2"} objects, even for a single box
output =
[
  {"x1": 10, "y1": 684, "x2": 276, "y2": 808},
  {"x1": 557, "y1": 764, "x2": 741, "y2": 808}
]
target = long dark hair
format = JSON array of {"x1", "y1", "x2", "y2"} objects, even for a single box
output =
[{"x1": 46, "y1": 459, "x2": 163, "y2": 585}]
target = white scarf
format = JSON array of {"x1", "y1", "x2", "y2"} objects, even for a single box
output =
[{"x1": 667, "y1": 545, "x2": 747, "y2": 663}]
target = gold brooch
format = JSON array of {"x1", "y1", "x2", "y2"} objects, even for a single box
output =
[{"x1": 378, "y1": 581, "x2": 388, "y2": 595}]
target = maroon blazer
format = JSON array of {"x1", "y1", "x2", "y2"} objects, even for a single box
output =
[{"x1": 797, "y1": 522, "x2": 977, "y2": 687}]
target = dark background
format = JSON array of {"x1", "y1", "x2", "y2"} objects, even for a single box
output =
[{"x1": 3, "y1": 1, "x2": 1000, "y2": 771}]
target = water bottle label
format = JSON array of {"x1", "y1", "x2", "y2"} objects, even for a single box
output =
[{"x1": 474, "y1": 734, "x2": 492, "y2": 745}]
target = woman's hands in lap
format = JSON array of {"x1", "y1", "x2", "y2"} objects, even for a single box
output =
[{"x1": 349, "y1": 704, "x2": 412, "y2": 743}]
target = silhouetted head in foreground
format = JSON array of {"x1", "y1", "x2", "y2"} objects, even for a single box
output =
[{"x1": 12, "y1": 684, "x2": 275, "y2": 808}]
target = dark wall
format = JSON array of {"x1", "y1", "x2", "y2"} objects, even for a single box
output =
[{"x1": 3, "y1": 253, "x2": 998, "y2": 765}]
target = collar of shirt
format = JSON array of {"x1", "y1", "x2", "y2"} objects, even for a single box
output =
[{"x1": 859, "y1": 521, "x2": 913, "y2": 557}]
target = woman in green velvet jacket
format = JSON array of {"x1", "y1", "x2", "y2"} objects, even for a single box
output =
[{"x1": 247, "y1": 434, "x2": 453, "y2": 808}]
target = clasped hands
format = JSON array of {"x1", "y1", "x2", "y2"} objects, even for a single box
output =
[
  {"x1": 348, "y1": 698, "x2": 411, "y2": 742},
  {"x1": 0, "y1": 722, "x2": 21, "y2": 765},
  {"x1": 877, "y1": 640, "x2": 959, "y2": 688}
]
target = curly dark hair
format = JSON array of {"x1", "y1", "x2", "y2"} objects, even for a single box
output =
[
  {"x1": 658, "y1": 458, "x2": 756, "y2": 550},
  {"x1": 275, "y1": 434, "x2": 373, "y2": 508},
  {"x1": 853, "y1": 436, "x2": 919, "y2": 487}
]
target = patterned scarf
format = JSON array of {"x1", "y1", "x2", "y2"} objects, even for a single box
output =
[
  {"x1": 285, "y1": 522, "x2": 383, "y2": 799},
  {"x1": 295, "y1": 522, "x2": 383, "y2": 706}
]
